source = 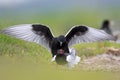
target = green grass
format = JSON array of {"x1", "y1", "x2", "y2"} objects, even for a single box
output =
[
  {"x1": 0, "y1": 55, "x2": 120, "y2": 80},
  {"x1": 0, "y1": 11, "x2": 120, "y2": 80},
  {"x1": 74, "y1": 41, "x2": 120, "y2": 57}
]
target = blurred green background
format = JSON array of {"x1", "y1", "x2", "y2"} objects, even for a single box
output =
[
  {"x1": 0, "y1": 0, "x2": 120, "y2": 80},
  {"x1": 0, "y1": 0, "x2": 120, "y2": 36}
]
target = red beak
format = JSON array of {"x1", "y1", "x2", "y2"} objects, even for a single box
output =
[{"x1": 57, "y1": 49, "x2": 64, "y2": 54}]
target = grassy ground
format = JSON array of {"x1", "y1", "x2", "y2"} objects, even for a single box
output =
[{"x1": 0, "y1": 12, "x2": 120, "y2": 80}]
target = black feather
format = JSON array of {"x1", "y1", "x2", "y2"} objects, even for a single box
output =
[
  {"x1": 32, "y1": 24, "x2": 54, "y2": 41},
  {"x1": 101, "y1": 20, "x2": 112, "y2": 35},
  {"x1": 66, "y1": 25, "x2": 88, "y2": 42}
]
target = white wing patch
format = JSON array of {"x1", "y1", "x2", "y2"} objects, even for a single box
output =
[
  {"x1": 67, "y1": 26, "x2": 115, "y2": 47},
  {"x1": 2, "y1": 24, "x2": 51, "y2": 50}
]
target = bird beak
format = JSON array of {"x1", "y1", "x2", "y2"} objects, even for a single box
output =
[
  {"x1": 51, "y1": 55, "x2": 56, "y2": 62},
  {"x1": 60, "y1": 42, "x2": 62, "y2": 46},
  {"x1": 57, "y1": 49, "x2": 64, "y2": 54}
]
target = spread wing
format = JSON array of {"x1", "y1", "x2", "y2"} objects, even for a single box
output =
[
  {"x1": 65, "y1": 25, "x2": 115, "y2": 47},
  {"x1": 2, "y1": 24, "x2": 54, "y2": 50}
]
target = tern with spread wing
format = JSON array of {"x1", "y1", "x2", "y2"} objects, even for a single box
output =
[{"x1": 2, "y1": 24, "x2": 115, "y2": 65}]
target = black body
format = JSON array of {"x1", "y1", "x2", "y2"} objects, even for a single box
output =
[{"x1": 50, "y1": 36, "x2": 69, "y2": 56}]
